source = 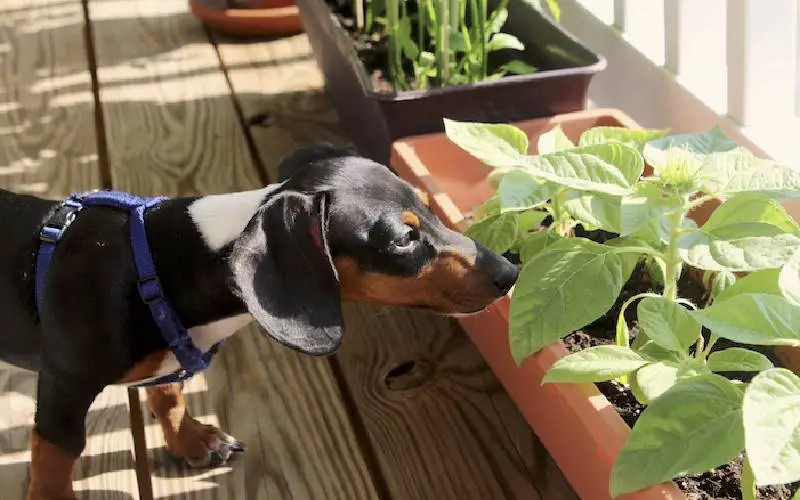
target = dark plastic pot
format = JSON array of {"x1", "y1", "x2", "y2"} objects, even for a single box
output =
[{"x1": 295, "y1": 0, "x2": 607, "y2": 164}]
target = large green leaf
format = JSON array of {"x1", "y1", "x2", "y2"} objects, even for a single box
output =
[
  {"x1": 703, "y1": 152, "x2": 800, "y2": 199},
  {"x1": 644, "y1": 126, "x2": 742, "y2": 172},
  {"x1": 691, "y1": 293, "x2": 800, "y2": 346},
  {"x1": 603, "y1": 236, "x2": 650, "y2": 282},
  {"x1": 620, "y1": 182, "x2": 682, "y2": 238},
  {"x1": 580, "y1": 142, "x2": 645, "y2": 186},
  {"x1": 464, "y1": 212, "x2": 518, "y2": 254},
  {"x1": 537, "y1": 125, "x2": 574, "y2": 154},
  {"x1": 497, "y1": 169, "x2": 553, "y2": 212},
  {"x1": 509, "y1": 238, "x2": 625, "y2": 363},
  {"x1": 517, "y1": 230, "x2": 562, "y2": 264},
  {"x1": 779, "y1": 247, "x2": 800, "y2": 306},
  {"x1": 562, "y1": 190, "x2": 621, "y2": 233},
  {"x1": 610, "y1": 375, "x2": 745, "y2": 497},
  {"x1": 678, "y1": 226, "x2": 800, "y2": 272},
  {"x1": 702, "y1": 193, "x2": 800, "y2": 233},
  {"x1": 743, "y1": 368, "x2": 800, "y2": 485},
  {"x1": 633, "y1": 360, "x2": 680, "y2": 403},
  {"x1": 715, "y1": 268, "x2": 782, "y2": 303},
  {"x1": 637, "y1": 296, "x2": 701, "y2": 353},
  {"x1": 578, "y1": 126, "x2": 668, "y2": 152},
  {"x1": 707, "y1": 348, "x2": 774, "y2": 373},
  {"x1": 519, "y1": 147, "x2": 635, "y2": 195},
  {"x1": 542, "y1": 345, "x2": 649, "y2": 383},
  {"x1": 443, "y1": 118, "x2": 528, "y2": 167}
]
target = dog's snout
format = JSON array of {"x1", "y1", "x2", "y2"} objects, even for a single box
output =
[{"x1": 493, "y1": 261, "x2": 519, "y2": 295}]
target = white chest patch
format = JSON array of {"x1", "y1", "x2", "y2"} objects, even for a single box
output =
[{"x1": 117, "y1": 313, "x2": 254, "y2": 387}]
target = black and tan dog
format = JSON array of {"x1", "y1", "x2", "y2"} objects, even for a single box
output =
[{"x1": 0, "y1": 143, "x2": 518, "y2": 500}]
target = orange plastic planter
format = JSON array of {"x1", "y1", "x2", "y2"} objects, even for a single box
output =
[{"x1": 391, "y1": 108, "x2": 800, "y2": 500}]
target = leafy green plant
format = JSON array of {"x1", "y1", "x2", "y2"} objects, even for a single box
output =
[
  {"x1": 347, "y1": 0, "x2": 559, "y2": 91},
  {"x1": 444, "y1": 119, "x2": 800, "y2": 497}
]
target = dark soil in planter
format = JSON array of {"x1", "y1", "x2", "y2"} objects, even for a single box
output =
[
  {"x1": 325, "y1": 0, "x2": 553, "y2": 93},
  {"x1": 561, "y1": 261, "x2": 800, "y2": 500}
]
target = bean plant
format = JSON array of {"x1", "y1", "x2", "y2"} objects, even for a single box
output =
[
  {"x1": 347, "y1": 0, "x2": 559, "y2": 91},
  {"x1": 444, "y1": 119, "x2": 800, "y2": 498}
]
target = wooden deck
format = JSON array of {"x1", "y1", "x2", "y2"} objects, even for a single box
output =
[{"x1": 0, "y1": 1, "x2": 577, "y2": 499}]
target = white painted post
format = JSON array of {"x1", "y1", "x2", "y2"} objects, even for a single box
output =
[
  {"x1": 727, "y1": 0, "x2": 797, "y2": 126},
  {"x1": 613, "y1": 0, "x2": 626, "y2": 31}
]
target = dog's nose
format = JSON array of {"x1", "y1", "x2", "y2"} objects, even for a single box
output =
[{"x1": 492, "y1": 259, "x2": 519, "y2": 295}]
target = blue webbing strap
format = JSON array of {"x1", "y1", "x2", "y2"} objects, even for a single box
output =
[{"x1": 35, "y1": 191, "x2": 220, "y2": 387}]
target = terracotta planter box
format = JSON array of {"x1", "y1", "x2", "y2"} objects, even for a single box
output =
[
  {"x1": 390, "y1": 108, "x2": 800, "y2": 500},
  {"x1": 189, "y1": 0, "x2": 303, "y2": 36},
  {"x1": 295, "y1": 0, "x2": 606, "y2": 164}
]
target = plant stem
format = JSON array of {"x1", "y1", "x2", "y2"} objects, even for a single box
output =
[
  {"x1": 550, "y1": 192, "x2": 572, "y2": 237},
  {"x1": 416, "y1": 0, "x2": 425, "y2": 57},
  {"x1": 662, "y1": 210, "x2": 683, "y2": 301},
  {"x1": 355, "y1": 0, "x2": 365, "y2": 30},
  {"x1": 386, "y1": 0, "x2": 400, "y2": 90},
  {"x1": 438, "y1": 0, "x2": 450, "y2": 84},
  {"x1": 701, "y1": 334, "x2": 719, "y2": 360}
]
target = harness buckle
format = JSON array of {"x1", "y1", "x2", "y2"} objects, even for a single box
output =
[
  {"x1": 137, "y1": 275, "x2": 165, "y2": 304},
  {"x1": 39, "y1": 202, "x2": 82, "y2": 244}
]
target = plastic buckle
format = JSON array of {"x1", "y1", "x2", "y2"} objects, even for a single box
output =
[
  {"x1": 137, "y1": 275, "x2": 164, "y2": 304},
  {"x1": 39, "y1": 202, "x2": 82, "y2": 244}
]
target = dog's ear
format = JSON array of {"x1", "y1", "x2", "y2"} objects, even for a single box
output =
[{"x1": 229, "y1": 190, "x2": 342, "y2": 356}]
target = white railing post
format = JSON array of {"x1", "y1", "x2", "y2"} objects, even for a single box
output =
[
  {"x1": 727, "y1": 0, "x2": 797, "y2": 126},
  {"x1": 613, "y1": 0, "x2": 626, "y2": 32}
]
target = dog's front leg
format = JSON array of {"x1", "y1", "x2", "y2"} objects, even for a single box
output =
[
  {"x1": 28, "y1": 371, "x2": 101, "y2": 500},
  {"x1": 145, "y1": 382, "x2": 243, "y2": 468}
]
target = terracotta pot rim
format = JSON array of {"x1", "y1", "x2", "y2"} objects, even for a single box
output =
[{"x1": 188, "y1": 0, "x2": 303, "y2": 36}]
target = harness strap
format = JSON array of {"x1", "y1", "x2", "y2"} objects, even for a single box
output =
[{"x1": 35, "y1": 191, "x2": 221, "y2": 387}]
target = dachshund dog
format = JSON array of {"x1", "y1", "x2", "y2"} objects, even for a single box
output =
[{"x1": 0, "y1": 143, "x2": 519, "y2": 499}]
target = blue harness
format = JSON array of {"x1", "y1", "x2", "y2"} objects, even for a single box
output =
[{"x1": 35, "y1": 191, "x2": 221, "y2": 387}]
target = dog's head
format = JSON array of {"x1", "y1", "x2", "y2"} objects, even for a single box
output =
[{"x1": 229, "y1": 143, "x2": 519, "y2": 356}]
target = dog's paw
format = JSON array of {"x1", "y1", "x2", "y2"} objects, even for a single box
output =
[{"x1": 169, "y1": 417, "x2": 245, "y2": 468}]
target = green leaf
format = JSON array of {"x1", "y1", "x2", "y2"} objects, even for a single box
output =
[
  {"x1": 537, "y1": 125, "x2": 574, "y2": 154},
  {"x1": 707, "y1": 348, "x2": 774, "y2": 373},
  {"x1": 637, "y1": 297, "x2": 701, "y2": 353},
  {"x1": 487, "y1": 32, "x2": 525, "y2": 52},
  {"x1": 702, "y1": 193, "x2": 800, "y2": 233},
  {"x1": 581, "y1": 142, "x2": 645, "y2": 186},
  {"x1": 498, "y1": 169, "x2": 552, "y2": 212},
  {"x1": 578, "y1": 126, "x2": 668, "y2": 152},
  {"x1": 518, "y1": 230, "x2": 562, "y2": 264},
  {"x1": 633, "y1": 360, "x2": 680, "y2": 403},
  {"x1": 644, "y1": 126, "x2": 742, "y2": 172},
  {"x1": 542, "y1": 345, "x2": 648, "y2": 383},
  {"x1": 485, "y1": 6, "x2": 508, "y2": 36},
  {"x1": 742, "y1": 456, "x2": 757, "y2": 500},
  {"x1": 604, "y1": 236, "x2": 650, "y2": 281},
  {"x1": 678, "y1": 227, "x2": 800, "y2": 272},
  {"x1": 465, "y1": 212, "x2": 518, "y2": 254},
  {"x1": 691, "y1": 293, "x2": 800, "y2": 346},
  {"x1": 517, "y1": 211, "x2": 548, "y2": 236},
  {"x1": 520, "y1": 144, "x2": 639, "y2": 195},
  {"x1": 610, "y1": 374, "x2": 745, "y2": 497},
  {"x1": 473, "y1": 195, "x2": 501, "y2": 220},
  {"x1": 620, "y1": 182, "x2": 681, "y2": 238},
  {"x1": 779, "y1": 247, "x2": 800, "y2": 306},
  {"x1": 703, "y1": 152, "x2": 800, "y2": 199},
  {"x1": 708, "y1": 270, "x2": 737, "y2": 300},
  {"x1": 715, "y1": 268, "x2": 782, "y2": 303},
  {"x1": 496, "y1": 59, "x2": 537, "y2": 75},
  {"x1": 562, "y1": 191, "x2": 621, "y2": 233},
  {"x1": 509, "y1": 239, "x2": 625, "y2": 363},
  {"x1": 743, "y1": 368, "x2": 800, "y2": 485},
  {"x1": 444, "y1": 118, "x2": 528, "y2": 168}
]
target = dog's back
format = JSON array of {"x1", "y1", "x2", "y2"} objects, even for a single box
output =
[{"x1": 0, "y1": 189, "x2": 57, "y2": 370}]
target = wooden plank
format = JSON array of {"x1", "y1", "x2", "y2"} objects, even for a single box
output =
[
  {"x1": 88, "y1": 1, "x2": 380, "y2": 498},
  {"x1": 0, "y1": 1, "x2": 139, "y2": 498},
  {"x1": 215, "y1": 31, "x2": 577, "y2": 500}
]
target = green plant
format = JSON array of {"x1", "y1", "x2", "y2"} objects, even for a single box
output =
[
  {"x1": 349, "y1": 0, "x2": 559, "y2": 91},
  {"x1": 444, "y1": 119, "x2": 800, "y2": 497}
]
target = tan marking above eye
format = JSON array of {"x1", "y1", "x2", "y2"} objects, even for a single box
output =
[{"x1": 402, "y1": 210, "x2": 421, "y2": 228}]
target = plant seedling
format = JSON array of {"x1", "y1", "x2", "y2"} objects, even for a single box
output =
[{"x1": 444, "y1": 118, "x2": 800, "y2": 497}]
